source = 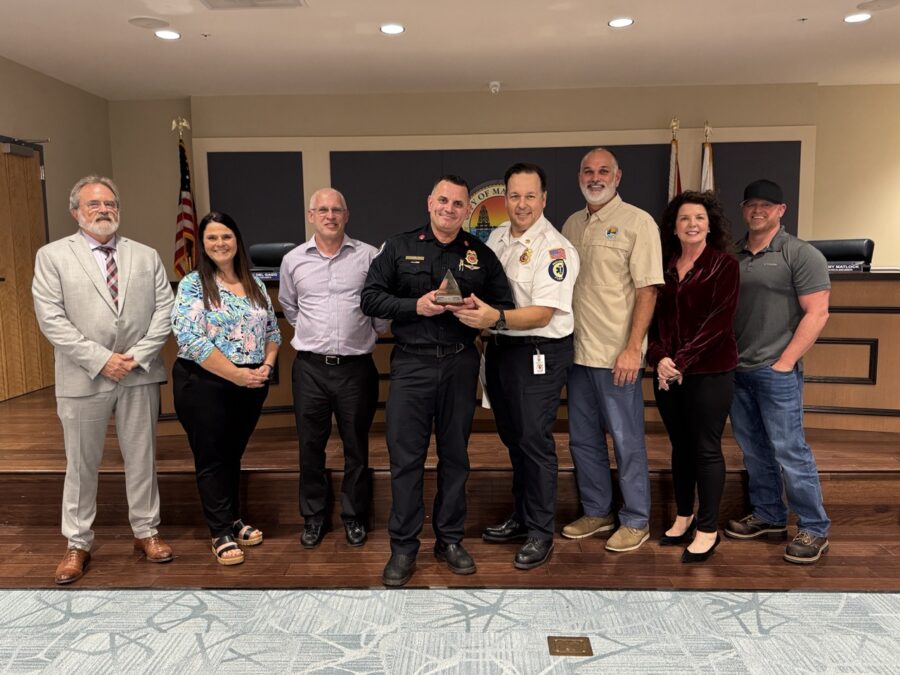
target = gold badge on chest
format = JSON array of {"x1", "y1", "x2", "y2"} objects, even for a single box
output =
[{"x1": 519, "y1": 248, "x2": 532, "y2": 265}]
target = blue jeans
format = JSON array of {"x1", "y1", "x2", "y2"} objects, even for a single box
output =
[
  {"x1": 567, "y1": 365, "x2": 650, "y2": 529},
  {"x1": 729, "y1": 365, "x2": 830, "y2": 538}
]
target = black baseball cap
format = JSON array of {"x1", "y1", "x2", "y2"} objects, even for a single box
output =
[{"x1": 742, "y1": 179, "x2": 784, "y2": 205}]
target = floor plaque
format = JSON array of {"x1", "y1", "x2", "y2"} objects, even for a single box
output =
[{"x1": 547, "y1": 636, "x2": 593, "y2": 656}]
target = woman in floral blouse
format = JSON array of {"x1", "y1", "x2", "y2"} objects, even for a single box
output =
[{"x1": 172, "y1": 211, "x2": 281, "y2": 565}]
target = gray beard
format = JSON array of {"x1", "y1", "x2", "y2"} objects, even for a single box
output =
[{"x1": 79, "y1": 216, "x2": 119, "y2": 238}]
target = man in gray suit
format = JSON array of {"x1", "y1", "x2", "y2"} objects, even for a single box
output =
[{"x1": 33, "y1": 175, "x2": 175, "y2": 584}]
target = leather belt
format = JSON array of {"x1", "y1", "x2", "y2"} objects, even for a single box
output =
[
  {"x1": 399, "y1": 343, "x2": 467, "y2": 358},
  {"x1": 489, "y1": 334, "x2": 572, "y2": 346},
  {"x1": 296, "y1": 351, "x2": 368, "y2": 366}
]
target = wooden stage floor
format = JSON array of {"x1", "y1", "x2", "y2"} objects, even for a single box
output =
[{"x1": 1, "y1": 388, "x2": 898, "y2": 591}]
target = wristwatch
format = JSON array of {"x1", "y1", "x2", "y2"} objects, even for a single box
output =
[{"x1": 493, "y1": 308, "x2": 507, "y2": 331}]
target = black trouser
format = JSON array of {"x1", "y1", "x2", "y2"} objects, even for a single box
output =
[
  {"x1": 173, "y1": 358, "x2": 269, "y2": 539},
  {"x1": 485, "y1": 334, "x2": 573, "y2": 541},
  {"x1": 653, "y1": 371, "x2": 734, "y2": 533},
  {"x1": 292, "y1": 352, "x2": 379, "y2": 523},
  {"x1": 385, "y1": 343, "x2": 479, "y2": 556}
]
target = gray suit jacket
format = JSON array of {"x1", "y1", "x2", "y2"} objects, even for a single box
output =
[{"x1": 32, "y1": 231, "x2": 174, "y2": 397}]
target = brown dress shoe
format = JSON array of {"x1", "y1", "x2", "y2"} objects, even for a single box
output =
[
  {"x1": 55, "y1": 548, "x2": 90, "y2": 585},
  {"x1": 133, "y1": 534, "x2": 174, "y2": 563}
]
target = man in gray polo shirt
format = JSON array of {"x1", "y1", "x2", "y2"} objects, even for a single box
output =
[{"x1": 724, "y1": 179, "x2": 831, "y2": 564}]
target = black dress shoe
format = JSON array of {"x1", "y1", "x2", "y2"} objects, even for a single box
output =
[
  {"x1": 433, "y1": 542, "x2": 476, "y2": 575},
  {"x1": 660, "y1": 517, "x2": 697, "y2": 546},
  {"x1": 681, "y1": 534, "x2": 721, "y2": 563},
  {"x1": 300, "y1": 519, "x2": 325, "y2": 549},
  {"x1": 514, "y1": 538, "x2": 554, "y2": 570},
  {"x1": 383, "y1": 553, "x2": 416, "y2": 587},
  {"x1": 344, "y1": 519, "x2": 367, "y2": 547},
  {"x1": 482, "y1": 516, "x2": 528, "y2": 543}
]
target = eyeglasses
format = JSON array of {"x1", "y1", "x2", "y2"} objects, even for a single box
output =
[
  {"x1": 313, "y1": 207, "x2": 346, "y2": 215},
  {"x1": 84, "y1": 200, "x2": 119, "y2": 211}
]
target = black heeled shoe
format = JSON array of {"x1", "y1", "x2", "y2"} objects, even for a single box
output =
[
  {"x1": 660, "y1": 517, "x2": 697, "y2": 546},
  {"x1": 681, "y1": 533, "x2": 721, "y2": 563}
]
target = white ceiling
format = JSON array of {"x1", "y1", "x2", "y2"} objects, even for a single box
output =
[{"x1": 1, "y1": 0, "x2": 899, "y2": 101}]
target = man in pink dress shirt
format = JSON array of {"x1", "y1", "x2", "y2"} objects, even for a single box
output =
[{"x1": 279, "y1": 188, "x2": 388, "y2": 549}]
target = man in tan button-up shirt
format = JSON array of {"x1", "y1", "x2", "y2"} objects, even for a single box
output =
[{"x1": 560, "y1": 148, "x2": 663, "y2": 553}]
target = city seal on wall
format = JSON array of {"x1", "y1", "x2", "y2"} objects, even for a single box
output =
[{"x1": 466, "y1": 180, "x2": 506, "y2": 243}]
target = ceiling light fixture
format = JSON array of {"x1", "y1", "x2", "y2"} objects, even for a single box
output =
[
  {"x1": 843, "y1": 12, "x2": 872, "y2": 22},
  {"x1": 380, "y1": 23, "x2": 405, "y2": 35},
  {"x1": 128, "y1": 16, "x2": 170, "y2": 30},
  {"x1": 608, "y1": 17, "x2": 634, "y2": 28},
  {"x1": 154, "y1": 29, "x2": 182, "y2": 40}
]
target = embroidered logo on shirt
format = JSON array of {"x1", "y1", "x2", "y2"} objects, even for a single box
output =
[
  {"x1": 549, "y1": 260, "x2": 567, "y2": 281},
  {"x1": 519, "y1": 248, "x2": 532, "y2": 265},
  {"x1": 464, "y1": 250, "x2": 479, "y2": 270},
  {"x1": 606, "y1": 226, "x2": 618, "y2": 240},
  {"x1": 549, "y1": 248, "x2": 566, "y2": 260}
]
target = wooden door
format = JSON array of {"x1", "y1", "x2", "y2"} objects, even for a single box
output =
[{"x1": 0, "y1": 141, "x2": 53, "y2": 401}]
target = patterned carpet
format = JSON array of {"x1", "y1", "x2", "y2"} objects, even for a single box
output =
[{"x1": 0, "y1": 589, "x2": 897, "y2": 673}]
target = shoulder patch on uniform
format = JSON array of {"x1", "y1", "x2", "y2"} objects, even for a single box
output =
[
  {"x1": 549, "y1": 260, "x2": 567, "y2": 282},
  {"x1": 549, "y1": 248, "x2": 566, "y2": 260}
]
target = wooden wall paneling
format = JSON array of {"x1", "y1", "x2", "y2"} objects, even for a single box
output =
[
  {"x1": 24, "y1": 154, "x2": 52, "y2": 389},
  {"x1": 0, "y1": 155, "x2": 25, "y2": 399},
  {"x1": 0, "y1": 156, "x2": 12, "y2": 400},
  {"x1": 12, "y1": 154, "x2": 48, "y2": 392}
]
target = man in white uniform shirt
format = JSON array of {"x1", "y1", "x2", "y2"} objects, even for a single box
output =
[
  {"x1": 454, "y1": 162, "x2": 578, "y2": 569},
  {"x1": 279, "y1": 188, "x2": 388, "y2": 549}
]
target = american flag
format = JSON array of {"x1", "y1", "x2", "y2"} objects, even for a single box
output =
[
  {"x1": 173, "y1": 139, "x2": 196, "y2": 278},
  {"x1": 700, "y1": 141, "x2": 715, "y2": 192},
  {"x1": 668, "y1": 138, "x2": 682, "y2": 202}
]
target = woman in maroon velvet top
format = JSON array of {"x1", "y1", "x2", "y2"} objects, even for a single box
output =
[{"x1": 648, "y1": 191, "x2": 739, "y2": 563}]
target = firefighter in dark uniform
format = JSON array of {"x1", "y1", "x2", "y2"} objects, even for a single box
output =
[
  {"x1": 454, "y1": 163, "x2": 579, "y2": 571},
  {"x1": 361, "y1": 175, "x2": 514, "y2": 587}
]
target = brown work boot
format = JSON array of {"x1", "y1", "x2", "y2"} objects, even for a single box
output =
[
  {"x1": 54, "y1": 547, "x2": 91, "y2": 585},
  {"x1": 561, "y1": 515, "x2": 616, "y2": 540},
  {"x1": 133, "y1": 534, "x2": 174, "y2": 563},
  {"x1": 784, "y1": 531, "x2": 830, "y2": 564}
]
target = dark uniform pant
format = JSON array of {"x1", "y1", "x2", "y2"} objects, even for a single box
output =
[
  {"x1": 385, "y1": 343, "x2": 479, "y2": 556},
  {"x1": 485, "y1": 335, "x2": 574, "y2": 540},
  {"x1": 292, "y1": 352, "x2": 379, "y2": 523},
  {"x1": 173, "y1": 358, "x2": 269, "y2": 539}
]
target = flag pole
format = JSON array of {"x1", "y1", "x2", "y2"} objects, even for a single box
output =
[
  {"x1": 668, "y1": 116, "x2": 682, "y2": 202},
  {"x1": 172, "y1": 117, "x2": 197, "y2": 277}
]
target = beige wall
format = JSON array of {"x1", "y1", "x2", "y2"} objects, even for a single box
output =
[
  {"x1": 190, "y1": 84, "x2": 818, "y2": 137},
  {"x1": 109, "y1": 99, "x2": 192, "y2": 265},
  {"x1": 0, "y1": 55, "x2": 111, "y2": 241},
  {"x1": 5, "y1": 60, "x2": 896, "y2": 269},
  {"x1": 815, "y1": 86, "x2": 900, "y2": 268}
]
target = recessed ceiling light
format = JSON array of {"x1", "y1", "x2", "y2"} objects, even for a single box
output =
[
  {"x1": 608, "y1": 17, "x2": 634, "y2": 28},
  {"x1": 155, "y1": 29, "x2": 181, "y2": 40},
  {"x1": 380, "y1": 23, "x2": 405, "y2": 35},
  {"x1": 843, "y1": 12, "x2": 872, "y2": 23},
  {"x1": 128, "y1": 16, "x2": 170, "y2": 30}
]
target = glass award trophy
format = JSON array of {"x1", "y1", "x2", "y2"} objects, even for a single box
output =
[{"x1": 434, "y1": 270, "x2": 463, "y2": 305}]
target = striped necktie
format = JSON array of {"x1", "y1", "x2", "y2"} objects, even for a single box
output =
[{"x1": 97, "y1": 246, "x2": 118, "y2": 308}]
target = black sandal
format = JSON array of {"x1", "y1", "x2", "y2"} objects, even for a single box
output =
[
  {"x1": 232, "y1": 520, "x2": 263, "y2": 546},
  {"x1": 212, "y1": 535, "x2": 245, "y2": 565}
]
